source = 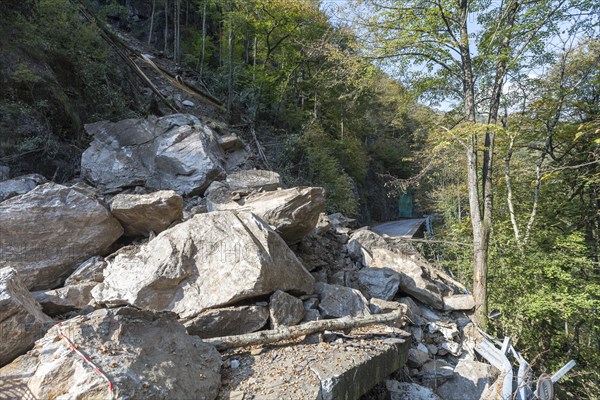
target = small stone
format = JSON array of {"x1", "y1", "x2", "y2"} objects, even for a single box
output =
[
  {"x1": 230, "y1": 359, "x2": 240, "y2": 369},
  {"x1": 182, "y1": 100, "x2": 195, "y2": 107},
  {"x1": 250, "y1": 348, "x2": 263, "y2": 356}
]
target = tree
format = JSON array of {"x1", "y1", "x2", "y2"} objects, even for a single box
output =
[{"x1": 357, "y1": 0, "x2": 599, "y2": 326}]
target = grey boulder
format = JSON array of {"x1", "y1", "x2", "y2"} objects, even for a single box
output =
[
  {"x1": 110, "y1": 190, "x2": 183, "y2": 236},
  {"x1": 0, "y1": 307, "x2": 222, "y2": 400},
  {"x1": 226, "y1": 170, "x2": 282, "y2": 193},
  {"x1": 185, "y1": 305, "x2": 269, "y2": 339},
  {"x1": 0, "y1": 268, "x2": 52, "y2": 367},
  {"x1": 207, "y1": 186, "x2": 326, "y2": 244},
  {"x1": 64, "y1": 256, "x2": 107, "y2": 286},
  {"x1": 370, "y1": 248, "x2": 444, "y2": 310},
  {"x1": 315, "y1": 282, "x2": 371, "y2": 318},
  {"x1": 0, "y1": 183, "x2": 123, "y2": 290},
  {"x1": 0, "y1": 173, "x2": 47, "y2": 202},
  {"x1": 93, "y1": 211, "x2": 314, "y2": 318},
  {"x1": 269, "y1": 290, "x2": 305, "y2": 328},
  {"x1": 443, "y1": 294, "x2": 475, "y2": 311},
  {"x1": 353, "y1": 267, "x2": 400, "y2": 301},
  {"x1": 33, "y1": 282, "x2": 96, "y2": 316},
  {"x1": 81, "y1": 114, "x2": 226, "y2": 195},
  {"x1": 436, "y1": 358, "x2": 492, "y2": 400}
]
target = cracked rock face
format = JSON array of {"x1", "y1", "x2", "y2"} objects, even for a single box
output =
[
  {"x1": 0, "y1": 268, "x2": 52, "y2": 367},
  {"x1": 269, "y1": 290, "x2": 305, "y2": 328},
  {"x1": 81, "y1": 114, "x2": 226, "y2": 195},
  {"x1": 0, "y1": 183, "x2": 123, "y2": 290},
  {"x1": 0, "y1": 307, "x2": 222, "y2": 400},
  {"x1": 185, "y1": 305, "x2": 269, "y2": 338},
  {"x1": 93, "y1": 211, "x2": 315, "y2": 318},
  {"x1": 207, "y1": 186, "x2": 326, "y2": 244},
  {"x1": 315, "y1": 282, "x2": 371, "y2": 318},
  {"x1": 110, "y1": 190, "x2": 183, "y2": 237}
]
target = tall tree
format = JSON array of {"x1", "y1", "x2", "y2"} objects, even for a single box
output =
[{"x1": 357, "y1": 0, "x2": 599, "y2": 326}]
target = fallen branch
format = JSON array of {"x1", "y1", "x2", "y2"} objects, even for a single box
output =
[
  {"x1": 250, "y1": 124, "x2": 270, "y2": 167},
  {"x1": 201, "y1": 308, "x2": 408, "y2": 351}
]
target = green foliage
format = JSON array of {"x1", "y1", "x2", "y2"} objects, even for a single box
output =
[
  {"x1": 0, "y1": 0, "x2": 136, "y2": 178},
  {"x1": 302, "y1": 124, "x2": 359, "y2": 216}
]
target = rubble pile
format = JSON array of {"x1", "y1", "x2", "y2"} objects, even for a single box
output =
[{"x1": 0, "y1": 114, "x2": 498, "y2": 399}]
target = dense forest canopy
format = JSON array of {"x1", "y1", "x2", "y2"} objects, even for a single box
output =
[{"x1": 0, "y1": 0, "x2": 598, "y2": 397}]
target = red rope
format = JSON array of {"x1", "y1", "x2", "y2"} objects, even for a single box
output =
[{"x1": 57, "y1": 322, "x2": 114, "y2": 398}]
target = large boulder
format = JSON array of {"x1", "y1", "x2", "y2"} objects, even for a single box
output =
[
  {"x1": 0, "y1": 173, "x2": 47, "y2": 202},
  {"x1": 64, "y1": 256, "x2": 107, "y2": 286},
  {"x1": 0, "y1": 307, "x2": 222, "y2": 400},
  {"x1": 0, "y1": 268, "x2": 52, "y2": 367},
  {"x1": 225, "y1": 170, "x2": 282, "y2": 193},
  {"x1": 0, "y1": 183, "x2": 123, "y2": 290},
  {"x1": 110, "y1": 190, "x2": 183, "y2": 236},
  {"x1": 269, "y1": 290, "x2": 305, "y2": 328},
  {"x1": 207, "y1": 186, "x2": 326, "y2": 244},
  {"x1": 81, "y1": 114, "x2": 226, "y2": 195},
  {"x1": 185, "y1": 305, "x2": 269, "y2": 338},
  {"x1": 443, "y1": 294, "x2": 475, "y2": 311},
  {"x1": 370, "y1": 248, "x2": 444, "y2": 310},
  {"x1": 33, "y1": 282, "x2": 96, "y2": 316},
  {"x1": 353, "y1": 267, "x2": 401, "y2": 301},
  {"x1": 315, "y1": 282, "x2": 371, "y2": 318},
  {"x1": 93, "y1": 211, "x2": 314, "y2": 318},
  {"x1": 436, "y1": 359, "x2": 492, "y2": 400}
]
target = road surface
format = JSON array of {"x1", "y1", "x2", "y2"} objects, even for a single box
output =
[{"x1": 371, "y1": 219, "x2": 425, "y2": 238}]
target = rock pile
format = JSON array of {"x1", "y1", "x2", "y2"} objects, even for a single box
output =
[{"x1": 0, "y1": 113, "x2": 496, "y2": 399}]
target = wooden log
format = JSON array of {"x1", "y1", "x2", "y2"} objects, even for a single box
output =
[{"x1": 201, "y1": 307, "x2": 409, "y2": 351}]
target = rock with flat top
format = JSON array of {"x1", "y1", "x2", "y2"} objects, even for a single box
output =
[
  {"x1": 82, "y1": 114, "x2": 225, "y2": 195},
  {"x1": 370, "y1": 248, "x2": 444, "y2": 309},
  {"x1": 110, "y1": 190, "x2": 183, "y2": 236},
  {"x1": 225, "y1": 170, "x2": 282, "y2": 192},
  {"x1": 0, "y1": 307, "x2": 222, "y2": 400},
  {"x1": 207, "y1": 186, "x2": 326, "y2": 244},
  {"x1": 0, "y1": 268, "x2": 52, "y2": 367},
  {"x1": 185, "y1": 305, "x2": 269, "y2": 338},
  {"x1": 0, "y1": 183, "x2": 123, "y2": 290},
  {"x1": 443, "y1": 294, "x2": 475, "y2": 311},
  {"x1": 93, "y1": 211, "x2": 314, "y2": 318}
]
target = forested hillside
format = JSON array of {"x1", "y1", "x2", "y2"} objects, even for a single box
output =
[{"x1": 0, "y1": 0, "x2": 598, "y2": 397}]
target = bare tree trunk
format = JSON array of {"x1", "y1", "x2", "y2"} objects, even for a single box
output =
[
  {"x1": 504, "y1": 134, "x2": 522, "y2": 249},
  {"x1": 148, "y1": 0, "x2": 156, "y2": 46},
  {"x1": 201, "y1": 308, "x2": 408, "y2": 350},
  {"x1": 164, "y1": 0, "x2": 169, "y2": 55},
  {"x1": 199, "y1": 0, "x2": 207, "y2": 76},
  {"x1": 458, "y1": 0, "x2": 489, "y2": 327},
  {"x1": 173, "y1": 0, "x2": 180, "y2": 63},
  {"x1": 227, "y1": 17, "x2": 234, "y2": 114},
  {"x1": 253, "y1": 35, "x2": 257, "y2": 81}
]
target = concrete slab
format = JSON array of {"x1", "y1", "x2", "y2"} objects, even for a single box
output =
[
  {"x1": 372, "y1": 219, "x2": 425, "y2": 238},
  {"x1": 218, "y1": 325, "x2": 410, "y2": 400}
]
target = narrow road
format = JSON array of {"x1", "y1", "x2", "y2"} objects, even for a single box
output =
[{"x1": 371, "y1": 219, "x2": 425, "y2": 238}]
